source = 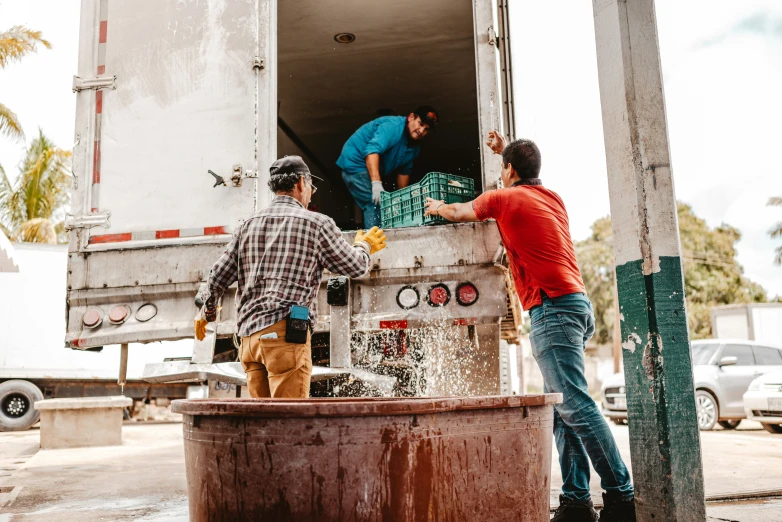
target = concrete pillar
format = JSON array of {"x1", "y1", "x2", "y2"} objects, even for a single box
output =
[{"x1": 592, "y1": 1, "x2": 706, "y2": 520}]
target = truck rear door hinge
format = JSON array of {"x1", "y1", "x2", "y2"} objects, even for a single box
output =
[
  {"x1": 65, "y1": 211, "x2": 111, "y2": 230},
  {"x1": 72, "y1": 74, "x2": 117, "y2": 92}
]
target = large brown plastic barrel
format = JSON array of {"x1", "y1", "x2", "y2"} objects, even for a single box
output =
[{"x1": 172, "y1": 394, "x2": 561, "y2": 522}]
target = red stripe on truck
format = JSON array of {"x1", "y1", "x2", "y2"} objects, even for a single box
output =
[
  {"x1": 204, "y1": 226, "x2": 227, "y2": 235},
  {"x1": 380, "y1": 320, "x2": 408, "y2": 330},
  {"x1": 95, "y1": 90, "x2": 103, "y2": 114},
  {"x1": 92, "y1": 141, "x2": 100, "y2": 184},
  {"x1": 99, "y1": 21, "x2": 108, "y2": 43},
  {"x1": 97, "y1": 65, "x2": 105, "y2": 75},
  {"x1": 155, "y1": 229, "x2": 180, "y2": 239},
  {"x1": 89, "y1": 233, "x2": 132, "y2": 244}
]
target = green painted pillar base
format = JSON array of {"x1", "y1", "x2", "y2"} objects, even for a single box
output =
[{"x1": 617, "y1": 256, "x2": 706, "y2": 520}]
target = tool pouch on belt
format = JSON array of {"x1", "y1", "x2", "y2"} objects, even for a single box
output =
[{"x1": 285, "y1": 305, "x2": 310, "y2": 344}]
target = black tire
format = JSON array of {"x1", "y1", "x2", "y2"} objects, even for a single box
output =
[
  {"x1": 0, "y1": 380, "x2": 44, "y2": 432},
  {"x1": 695, "y1": 390, "x2": 719, "y2": 431},
  {"x1": 718, "y1": 420, "x2": 741, "y2": 430},
  {"x1": 611, "y1": 418, "x2": 627, "y2": 426},
  {"x1": 761, "y1": 423, "x2": 782, "y2": 434}
]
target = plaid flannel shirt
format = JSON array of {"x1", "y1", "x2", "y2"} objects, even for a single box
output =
[{"x1": 203, "y1": 196, "x2": 370, "y2": 337}]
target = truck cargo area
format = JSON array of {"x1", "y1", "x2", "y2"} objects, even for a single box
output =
[{"x1": 278, "y1": 0, "x2": 482, "y2": 228}]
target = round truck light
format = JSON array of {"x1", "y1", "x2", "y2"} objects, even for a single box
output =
[
  {"x1": 108, "y1": 305, "x2": 131, "y2": 325},
  {"x1": 456, "y1": 282, "x2": 479, "y2": 306},
  {"x1": 82, "y1": 308, "x2": 103, "y2": 328},
  {"x1": 427, "y1": 284, "x2": 451, "y2": 307},
  {"x1": 396, "y1": 286, "x2": 420, "y2": 310},
  {"x1": 135, "y1": 303, "x2": 158, "y2": 323}
]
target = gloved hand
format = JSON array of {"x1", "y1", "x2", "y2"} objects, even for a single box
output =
[
  {"x1": 194, "y1": 317, "x2": 208, "y2": 341},
  {"x1": 354, "y1": 226, "x2": 387, "y2": 255},
  {"x1": 371, "y1": 181, "x2": 385, "y2": 205},
  {"x1": 194, "y1": 305, "x2": 220, "y2": 341}
]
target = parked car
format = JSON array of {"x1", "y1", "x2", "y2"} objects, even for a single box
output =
[
  {"x1": 601, "y1": 339, "x2": 782, "y2": 430},
  {"x1": 743, "y1": 370, "x2": 782, "y2": 434}
]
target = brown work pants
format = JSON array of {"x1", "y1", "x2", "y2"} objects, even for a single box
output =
[{"x1": 240, "y1": 319, "x2": 312, "y2": 398}]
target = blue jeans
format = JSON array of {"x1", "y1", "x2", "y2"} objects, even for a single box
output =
[
  {"x1": 342, "y1": 171, "x2": 380, "y2": 228},
  {"x1": 529, "y1": 292, "x2": 633, "y2": 503}
]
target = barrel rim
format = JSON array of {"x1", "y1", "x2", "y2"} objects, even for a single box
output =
[{"x1": 170, "y1": 394, "x2": 562, "y2": 417}]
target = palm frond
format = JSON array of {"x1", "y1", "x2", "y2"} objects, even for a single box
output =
[
  {"x1": 769, "y1": 196, "x2": 782, "y2": 207},
  {"x1": 0, "y1": 129, "x2": 71, "y2": 243},
  {"x1": 776, "y1": 246, "x2": 782, "y2": 266},
  {"x1": 770, "y1": 222, "x2": 782, "y2": 239},
  {"x1": 0, "y1": 25, "x2": 52, "y2": 69},
  {"x1": 0, "y1": 102, "x2": 24, "y2": 140},
  {"x1": 18, "y1": 217, "x2": 57, "y2": 244}
]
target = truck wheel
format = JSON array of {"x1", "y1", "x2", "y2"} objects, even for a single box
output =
[
  {"x1": 0, "y1": 380, "x2": 44, "y2": 432},
  {"x1": 761, "y1": 423, "x2": 782, "y2": 434}
]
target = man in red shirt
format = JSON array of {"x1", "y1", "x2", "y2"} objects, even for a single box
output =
[{"x1": 424, "y1": 132, "x2": 635, "y2": 522}]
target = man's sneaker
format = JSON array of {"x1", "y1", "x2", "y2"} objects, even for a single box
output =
[
  {"x1": 551, "y1": 495, "x2": 599, "y2": 522},
  {"x1": 599, "y1": 493, "x2": 636, "y2": 522}
]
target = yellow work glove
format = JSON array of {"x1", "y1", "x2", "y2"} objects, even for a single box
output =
[
  {"x1": 354, "y1": 226, "x2": 387, "y2": 255},
  {"x1": 194, "y1": 318, "x2": 208, "y2": 341},
  {"x1": 194, "y1": 306, "x2": 220, "y2": 341}
]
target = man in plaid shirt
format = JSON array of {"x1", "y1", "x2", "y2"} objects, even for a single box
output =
[{"x1": 197, "y1": 156, "x2": 387, "y2": 398}]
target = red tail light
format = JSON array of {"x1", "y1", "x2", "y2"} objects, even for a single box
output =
[
  {"x1": 456, "y1": 282, "x2": 479, "y2": 306},
  {"x1": 427, "y1": 284, "x2": 451, "y2": 307},
  {"x1": 82, "y1": 308, "x2": 103, "y2": 328},
  {"x1": 108, "y1": 305, "x2": 131, "y2": 325}
]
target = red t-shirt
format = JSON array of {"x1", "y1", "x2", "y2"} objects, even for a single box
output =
[{"x1": 473, "y1": 184, "x2": 585, "y2": 310}]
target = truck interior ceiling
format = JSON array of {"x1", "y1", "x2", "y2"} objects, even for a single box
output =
[{"x1": 278, "y1": 0, "x2": 482, "y2": 229}]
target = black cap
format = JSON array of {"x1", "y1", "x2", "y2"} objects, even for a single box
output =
[
  {"x1": 414, "y1": 105, "x2": 439, "y2": 128},
  {"x1": 269, "y1": 155, "x2": 311, "y2": 177}
]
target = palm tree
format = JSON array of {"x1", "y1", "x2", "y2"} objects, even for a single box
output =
[
  {"x1": 0, "y1": 129, "x2": 71, "y2": 244},
  {"x1": 0, "y1": 25, "x2": 52, "y2": 140},
  {"x1": 770, "y1": 196, "x2": 782, "y2": 265}
]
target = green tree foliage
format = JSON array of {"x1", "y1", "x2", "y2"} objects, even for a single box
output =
[
  {"x1": 0, "y1": 129, "x2": 71, "y2": 244},
  {"x1": 575, "y1": 202, "x2": 767, "y2": 342},
  {"x1": 0, "y1": 25, "x2": 51, "y2": 140},
  {"x1": 770, "y1": 196, "x2": 782, "y2": 265}
]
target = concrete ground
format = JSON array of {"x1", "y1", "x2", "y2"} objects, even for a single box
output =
[{"x1": 1, "y1": 419, "x2": 781, "y2": 521}]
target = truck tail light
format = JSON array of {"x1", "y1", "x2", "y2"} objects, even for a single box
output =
[
  {"x1": 396, "y1": 286, "x2": 420, "y2": 309},
  {"x1": 427, "y1": 284, "x2": 451, "y2": 307},
  {"x1": 108, "y1": 305, "x2": 131, "y2": 325},
  {"x1": 82, "y1": 308, "x2": 103, "y2": 328},
  {"x1": 456, "y1": 282, "x2": 479, "y2": 306}
]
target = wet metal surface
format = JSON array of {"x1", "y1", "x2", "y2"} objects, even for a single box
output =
[{"x1": 172, "y1": 395, "x2": 560, "y2": 522}]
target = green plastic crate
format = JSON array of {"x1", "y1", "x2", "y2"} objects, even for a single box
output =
[{"x1": 380, "y1": 172, "x2": 476, "y2": 229}]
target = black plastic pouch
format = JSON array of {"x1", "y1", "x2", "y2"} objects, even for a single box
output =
[{"x1": 285, "y1": 305, "x2": 310, "y2": 344}]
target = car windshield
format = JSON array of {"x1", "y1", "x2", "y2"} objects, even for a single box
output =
[{"x1": 692, "y1": 343, "x2": 719, "y2": 365}]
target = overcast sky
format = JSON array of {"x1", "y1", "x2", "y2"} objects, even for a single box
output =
[{"x1": 1, "y1": 0, "x2": 780, "y2": 296}]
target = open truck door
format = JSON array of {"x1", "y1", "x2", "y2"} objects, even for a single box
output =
[
  {"x1": 474, "y1": 0, "x2": 516, "y2": 191},
  {"x1": 66, "y1": 0, "x2": 275, "y2": 350}
]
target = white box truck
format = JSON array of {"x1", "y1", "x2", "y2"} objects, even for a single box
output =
[
  {"x1": 0, "y1": 243, "x2": 193, "y2": 431},
  {"x1": 711, "y1": 304, "x2": 782, "y2": 347},
  {"x1": 65, "y1": 0, "x2": 521, "y2": 395}
]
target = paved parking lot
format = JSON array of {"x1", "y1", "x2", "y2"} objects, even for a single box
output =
[{"x1": 0, "y1": 419, "x2": 780, "y2": 521}]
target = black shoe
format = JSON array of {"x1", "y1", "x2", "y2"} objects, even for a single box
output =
[
  {"x1": 551, "y1": 495, "x2": 599, "y2": 522},
  {"x1": 599, "y1": 493, "x2": 636, "y2": 522}
]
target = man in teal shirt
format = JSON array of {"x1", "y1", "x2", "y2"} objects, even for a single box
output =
[{"x1": 337, "y1": 106, "x2": 439, "y2": 227}]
